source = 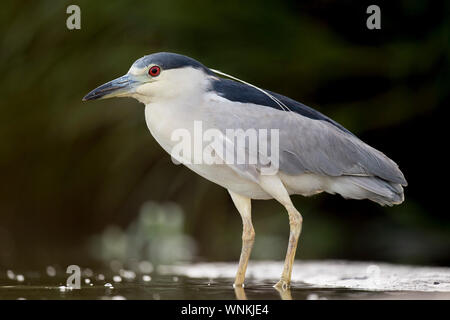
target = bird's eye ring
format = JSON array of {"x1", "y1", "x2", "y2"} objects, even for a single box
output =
[{"x1": 148, "y1": 66, "x2": 161, "y2": 77}]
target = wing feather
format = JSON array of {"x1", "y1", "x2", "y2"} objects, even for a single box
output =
[{"x1": 203, "y1": 94, "x2": 407, "y2": 186}]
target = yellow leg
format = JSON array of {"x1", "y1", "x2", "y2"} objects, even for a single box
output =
[
  {"x1": 275, "y1": 204, "x2": 302, "y2": 290},
  {"x1": 228, "y1": 190, "x2": 254, "y2": 287},
  {"x1": 234, "y1": 286, "x2": 248, "y2": 300},
  {"x1": 259, "y1": 175, "x2": 303, "y2": 290},
  {"x1": 274, "y1": 285, "x2": 293, "y2": 300}
]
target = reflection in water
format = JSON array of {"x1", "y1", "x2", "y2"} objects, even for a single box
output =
[
  {"x1": 233, "y1": 286, "x2": 247, "y2": 300},
  {"x1": 274, "y1": 286, "x2": 293, "y2": 300},
  {"x1": 1, "y1": 266, "x2": 449, "y2": 300},
  {"x1": 234, "y1": 285, "x2": 292, "y2": 300}
]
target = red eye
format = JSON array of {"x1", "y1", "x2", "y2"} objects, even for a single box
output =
[{"x1": 149, "y1": 66, "x2": 161, "y2": 77}]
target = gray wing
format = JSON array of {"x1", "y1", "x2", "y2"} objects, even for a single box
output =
[
  {"x1": 203, "y1": 97, "x2": 407, "y2": 186},
  {"x1": 278, "y1": 113, "x2": 407, "y2": 185}
]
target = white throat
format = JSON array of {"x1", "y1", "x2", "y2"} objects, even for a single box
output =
[{"x1": 132, "y1": 67, "x2": 214, "y2": 105}]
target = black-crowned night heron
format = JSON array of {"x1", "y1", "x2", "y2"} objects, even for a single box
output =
[{"x1": 83, "y1": 52, "x2": 407, "y2": 290}]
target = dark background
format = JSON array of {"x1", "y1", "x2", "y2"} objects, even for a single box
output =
[{"x1": 0, "y1": 0, "x2": 449, "y2": 269}]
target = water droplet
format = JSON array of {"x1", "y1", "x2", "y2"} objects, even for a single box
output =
[
  {"x1": 119, "y1": 269, "x2": 136, "y2": 280},
  {"x1": 46, "y1": 266, "x2": 56, "y2": 277},
  {"x1": 6, "y1": 270, "x2": 15, "y2": 280},
  {"x1": 139, "y1": 261, "x2": 154, "y2": 273},
  {"x1": 142, "y1": 275, "x2": 151, "y2": 282},
  {"x1": 83, "y1": 268, "x2": 94, "y2": 277}
]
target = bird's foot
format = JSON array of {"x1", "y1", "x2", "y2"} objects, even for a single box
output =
[
  {"x1": 233, "y1": 285, "x2": 247, "y2": 300},
  {"x1": 274, "y1": 279, "x2": 290, "y2": 291}
]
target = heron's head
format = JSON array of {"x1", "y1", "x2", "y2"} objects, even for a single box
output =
[{"x1": 83, "y1": 52, "x2": 215, "y2": 104}]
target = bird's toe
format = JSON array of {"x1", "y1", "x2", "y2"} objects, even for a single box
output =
[{"x1": 274, "y1": 279, "x2": 290, "y2": 291}]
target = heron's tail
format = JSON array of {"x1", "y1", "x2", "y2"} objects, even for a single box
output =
[{"x1": 337, "y1": 176, "x2": 405, "y2": 206}]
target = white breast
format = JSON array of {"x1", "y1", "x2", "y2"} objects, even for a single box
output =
[
  {"x1": 143, "y1": 96, "x2": 335, "y2": 200},
  {"x1": 144, "y1": 101, "x2": 272, "y2": 199},
  {"x1": 144, "y1": 102, "x2": 181, "y2": 154}
]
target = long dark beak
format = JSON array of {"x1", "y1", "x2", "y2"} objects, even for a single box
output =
[{"x1": 82, "y1": 74, "x2": 137, "y2": 101}]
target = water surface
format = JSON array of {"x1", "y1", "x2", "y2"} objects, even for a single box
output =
[{"x1": 1, "y1": 261, "x2": 449, "y2": 300}]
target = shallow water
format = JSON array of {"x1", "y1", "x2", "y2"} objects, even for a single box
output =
[
  {"x1": 1, "y1": 275, "x2": 447, "y2": 300},
  {"x1": 1, "y1": 261, "x2": 449, "y2": 300}
]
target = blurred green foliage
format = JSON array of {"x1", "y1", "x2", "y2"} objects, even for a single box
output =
[
  {"x1": 0, "y1": 0, "x2": 449, "y2": 268},
  {"x1": 90, "y1": 202, "x2": 196, "y2": 264}
]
